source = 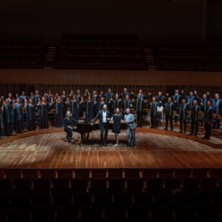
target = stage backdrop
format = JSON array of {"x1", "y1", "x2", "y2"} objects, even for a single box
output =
[{"x1": 0, "y1": 69, "x2": 222, "y2": 86}]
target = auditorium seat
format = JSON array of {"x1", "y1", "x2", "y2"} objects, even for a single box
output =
[
  {"x1": 108, "y1": 179, "x2": 126, "y2": 193},
  {"x1": 51, "y1": 179, "x2": 70, "y2": 192},
  {"x1": 126, "y1": 179, "x2": 144, "y2": 193},
  {"x1": 32, "y1": 179, "x2": 51, "y2": 193},
  {"x1": 7, "y1": 207, "x2": 31, "y2": 221},
  {"x1": 73, "y1": 193, "x2": 92, "y2": 206},
  {"x1": 112, "y1": 193, "x2": 133, "y2": 206},
  {"x1": 31, "y1": 207, "x2": 55, "y2": 221},
  {"x1": 13, "y1": 179, "x2": 32, "y2": 192},
  {"x1": 133, "y1": 192, "x2": 153, "y2": 206},
  {"x1": 30, "y1": 192, "x2": 52, "y2": 207},
  {"x1": 174, "y1": 206, "x2": 196, "y2": 220},
  {"x1": 52, "y1": 192, "x2": 73, "y2": 207},
  {"x1": 150, "y1": 206, "x2": 173, "y2": 219},
  {"x1": 127, "y1": 206, "x2": 150, "y2": 219},
  {"x1": 153, "y1": 191, "x2": 173, "y2": 206},
  {"x1": 10, "y1": 192, "x2": 31, "y2": 206},
  {"x1": 56, "y1": 206, "x2": 80, "y2": 221},
  {"x1": 90, "y1": 179, "x2": 108, "y2": 193},
  {"x1": 174, "y1": 191, "x2": 195, "y2": 206},
  {"x1": 71, "y1": 179, "x2": 89, "y2": 193},
  {"x1": 92, "y1": 193, "x2": 113, "y2": 206},
  {"x1": 104, "y1": 206, "x2": 127, "y2": 220}
]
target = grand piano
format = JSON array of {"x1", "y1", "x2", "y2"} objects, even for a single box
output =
[{"x1": 72, "y1": 120, "x2": 127, "y2": 144}]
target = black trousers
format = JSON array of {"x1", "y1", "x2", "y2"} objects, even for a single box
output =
[
  {"x1": 179, "y1": 119, "x2": 187, "y2": 133},
  {"x1": 100, "y1": 123, "x2": 109, "y2": 144},
  {"x1": 191, "y1": 119, "x2": 199, "y2": 136},
  {"x1": 66, "y1": 128, "x2": 73, "y2": 140},
  {"x1": 151, "y1": 115, "x2": 157, "y2": 128},
  {"x1": 137, "y1": 111, "x2": 143, "y2": 127},
  {"x1": 165, "y1": 115, "x2": 173, "y2": 130},
  {"x1": 204, "y1": 122, "x2": 211, "y2": 139}
]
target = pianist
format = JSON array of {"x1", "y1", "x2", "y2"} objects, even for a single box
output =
[{"x1": 64, "y1": 111, "x2": 77, "y2": 143}]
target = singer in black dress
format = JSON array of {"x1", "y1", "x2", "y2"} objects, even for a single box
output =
[{"x1": 112, "y1": 108, "x2": 122, "y2": 147}]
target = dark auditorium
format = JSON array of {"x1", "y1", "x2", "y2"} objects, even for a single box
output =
[{"x1": 0, "y1": 0, "x2": 222, "y2": 221}]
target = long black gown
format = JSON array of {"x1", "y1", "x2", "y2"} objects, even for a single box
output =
[
  {"x1": 14, "y1": 103, "x2": 24, "y2": 133},
  {"x1": 55, "y1": 102, "x2": 64, "y2": 127},
  {"x1": 2, "y1": 104, "x2": 11, "y2": 136},
  {"x1": 26, "y1": 104, "x2": 36, "y2": 131},
  {"x1": 39, "y1": 103, "x2": 49, "y2": 129},
  {"x1": 70, "y1": 100, "x2": 79, "y2": 121},
  {"x1": 85, "y1": 101, "x2": 94, "y2": 123}
]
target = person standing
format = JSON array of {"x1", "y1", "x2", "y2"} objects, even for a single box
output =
[
  {"x1": 150, "y1": 97, "x2": 158, "y2": 129},
  {"x1": 164, "y1": 97, "x2": 174, "y2": 131},
  {"x1": 190, "y1": 99, "x2": 200, "y2": 136},
  {"x1": 93, "y1": 104, "x2": 110, "y2": 147},
  {"x1": 124, "y1": 108, "x2": 136, "y2": 147},
  {"x1": 112, "y1": 108, "x2": 122, "y2": 147},
  {"x1": 26, "y1": 98, "x2": 36, "y2": 131},
  {"x1": 179, "y1": 99, "x2": 188, "y2": 133},
  {"x1": 204, "y1": 100, "x2": 213, "y2": 140},
  {"x1": 38, "y1": 97, "x2": 49, "y2": 129}
]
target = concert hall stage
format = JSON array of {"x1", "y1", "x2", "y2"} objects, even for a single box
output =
[{"x1": 0, "y1": 128, "x2": 222, "y2": 169}]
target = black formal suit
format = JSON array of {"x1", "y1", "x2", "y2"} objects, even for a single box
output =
[{"x1": 93, "y1": 110, "x2": 110, "y2": 145}]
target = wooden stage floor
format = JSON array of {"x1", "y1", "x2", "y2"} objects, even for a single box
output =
[{"x1": 0, "y1": 128, "x2": 222, "y2": 169}]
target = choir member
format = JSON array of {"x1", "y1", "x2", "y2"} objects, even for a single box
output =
[
  {"x1": 84, "y1": 89, "x2": 91, "y2": 100},
  {"x1": 123, "y1": 95, "x2": 132, "y2": 114},
  {"x1": 187, "y1": 91, "x2": 195, "y2": 110},
  {"x1": 7, "y1": 93, "x2": 14, "y2": 133},
  {"x1": 190, "y1": 99, "x2": 200, "y2": 136},
  {"x1": 204, "y1": 100, "x2": 213, "y2": 140},
  {"x1": 164, "y1": 97, "x2": 174, "y2": 131},
  {"x1": 112, "y1": 93, "x2": 121, "y2": 114},
  {"x1": 54, "y1": 96, "x2": 64, "y2": 127},
  {"x1": 64, "y1": 97, "x2": 71, "y2": 118},
  {"x1": 105, "y1": 88, "x2": 114, "y2": 103},
  {"x1": 2, "y1": 99, "x2": 11, "y2": 136},
  {"x1": 112, "y1": 108, "x2": 122, "y2": 147},
  {"x1": 26, "y1": 98, "x2": 36, "y2": 131},
  {"x1": 98, "y1": 96, "x2": 106, "y2": 110},
  {"x1": 19, "y1": 91, "x2": 27, "y2": 107},
  {"x1": 14, "y1": 98, "x2": 24, "y2": 133},
  {"x1": 212, "y1": 93, "x2": 221, "y2": 129},
  {"x1": 179, "y1": 98, "x2": 188, "y2": 133},
  {"x1": 136, "y1": 92, "x2": 144, "y2": 127},
  {"x1": 70, "y1": 96, "x2": 79, "y2": 122},
  {"x1": 157, "y1": 101, "x2": 164, "y2": 126},
  {"x1": 121, "y1": 88, "x2": 130, "y2": 100},
  {"x1": 156, "y1": 91, "x2": 166, "y2": 103},
  {"x1": 76, "y1": 89, "x2": 81, "y2": 103},
  {"x1": 33, "y1": 90, "x2": 40, "y2": 107},
  {"x1": 150, "y1": 97, "x2": 158, "y2": 128},
  {"x1": 78, "y1": 96, "x2": 85, "y2": 118},
  {"x1": 93, "y1": 104, "x2": 110, "y2": 147},
  {"x1": 92, "y1": 90, "x2": 99, "y2": 102},
  {"x1": 61, "y1": 90, "x2": 67, "y2": 103},
  {"x1": 92, "y1": 97, "x2": 99, "y2": 117},
  {"x1": 85, "y1": 96, "x2": 94, "y2": 123},
  {"x1": 38, "y1": 97, "x2": 49, "y2": 129}
]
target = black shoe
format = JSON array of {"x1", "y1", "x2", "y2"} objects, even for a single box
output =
[{"x1": 99, "y1": 143, "x2": 103, "y2": 147}]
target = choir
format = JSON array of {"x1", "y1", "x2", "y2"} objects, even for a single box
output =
[{"x1": 0, "y1": 88, "x2": 221, "y2": 141}]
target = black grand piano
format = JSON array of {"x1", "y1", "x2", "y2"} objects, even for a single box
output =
[{"x1": 72, "y1": 121, "x2": 127, "y2": 144}]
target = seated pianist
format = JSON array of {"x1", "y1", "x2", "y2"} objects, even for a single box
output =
[{"x1": 64, "y1": 110, "x2": 78, "y2": 143}]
